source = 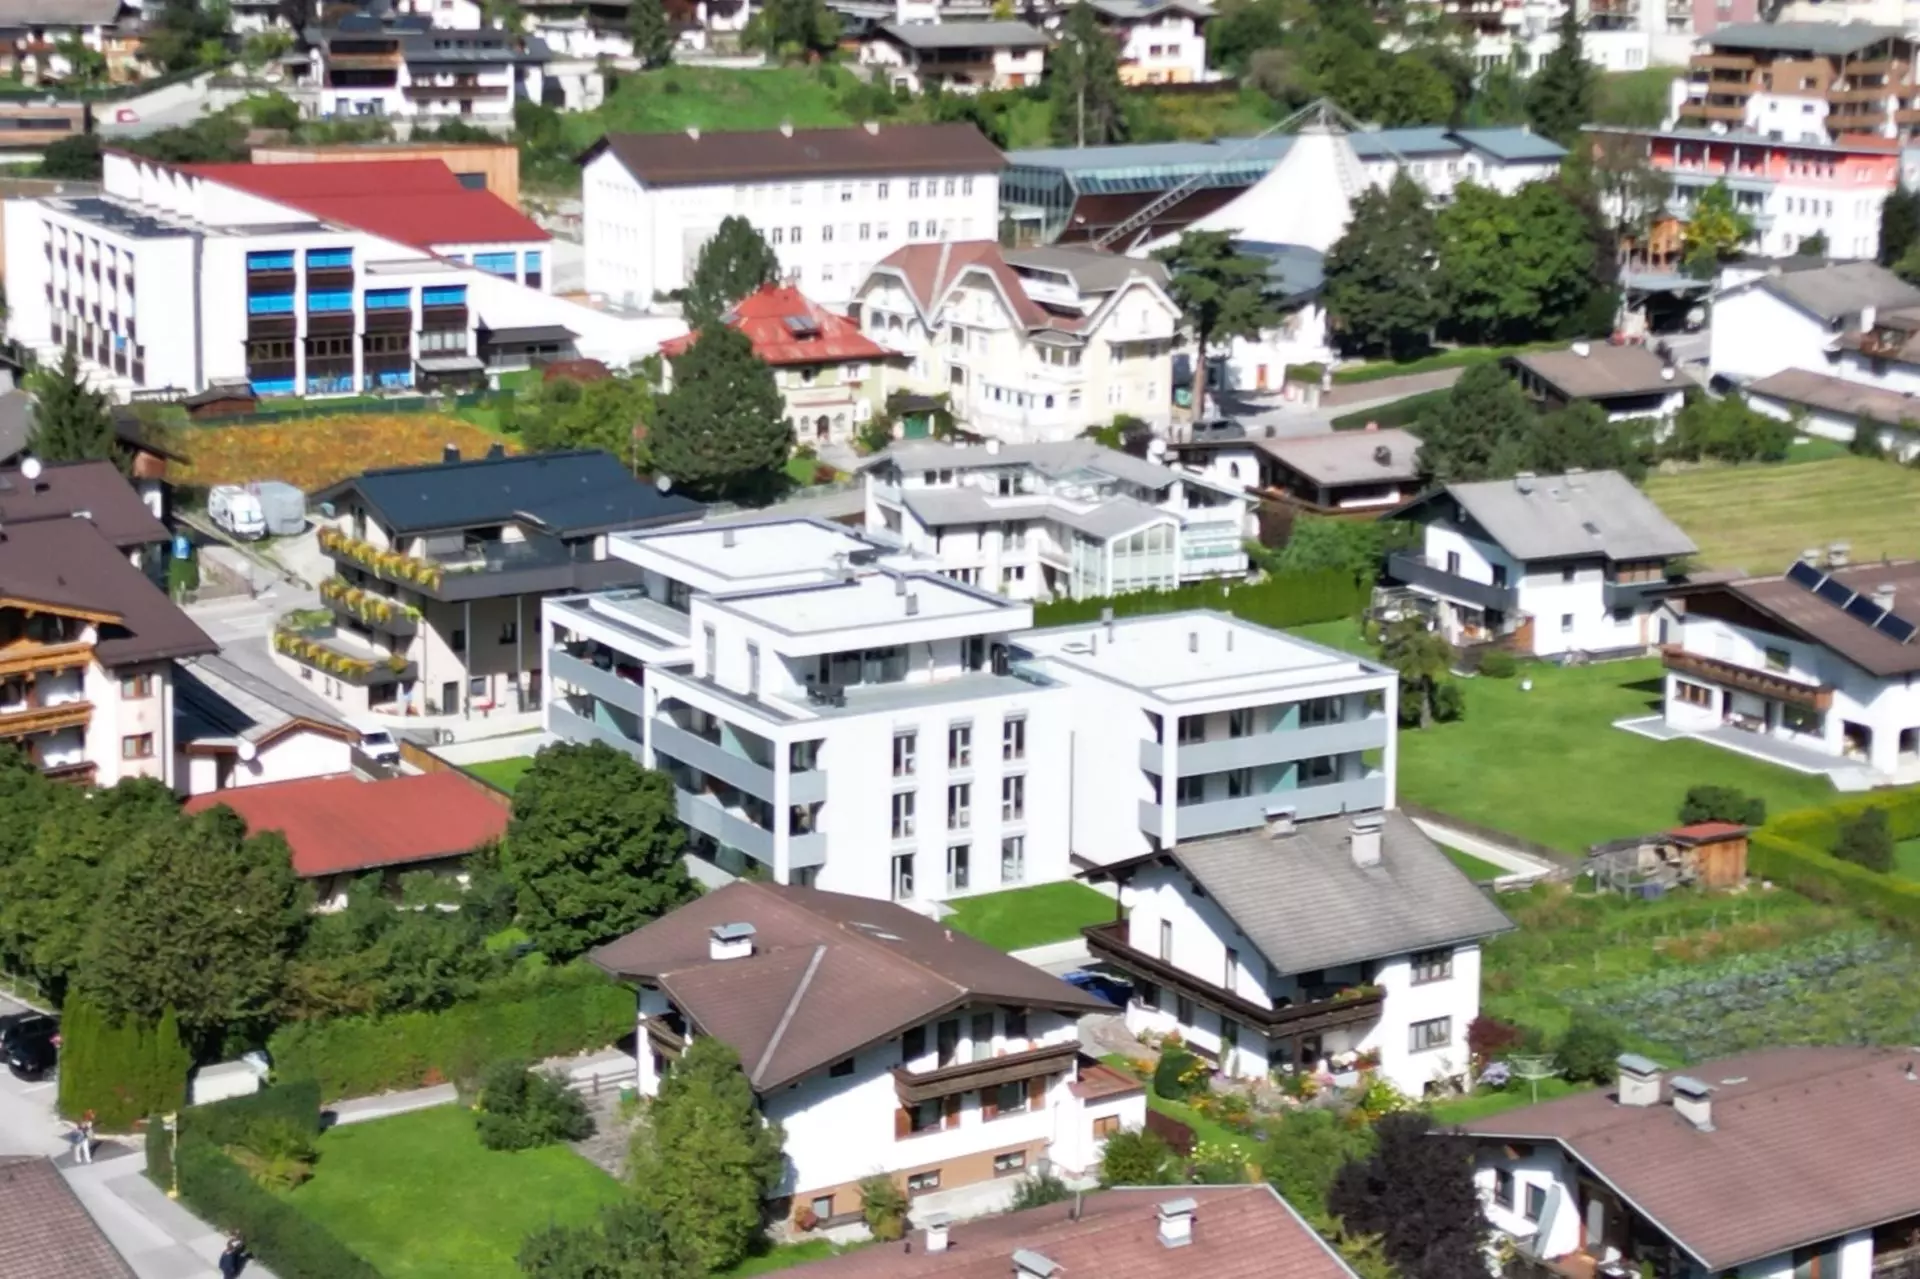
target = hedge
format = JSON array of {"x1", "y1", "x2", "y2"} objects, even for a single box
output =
[
  {"x1": 1030, "y1": 569, "x2": 1368, "y2": 633},
  {"x1": 57, "y1": 1001, "x2": 190, "y2": 1130},
  {"x1": 179, "y1": 1078, "x2": 323, "y2": 1148},
  {"x1": 1749, "y1": 789, "x2": 1920, "y2": 937},
  {"x1": 267, "y1": 977, "x2": 633, "y2": 1100}
]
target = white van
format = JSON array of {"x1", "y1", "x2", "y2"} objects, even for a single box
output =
[{"x1": 208, "y1": 486, "x2": 267, "y2": 540}]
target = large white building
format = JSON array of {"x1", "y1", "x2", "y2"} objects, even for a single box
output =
[
  {"x1": 861, "y1": 438, "x2": 1253, "y2": 601},
  {"x1": 3, "y1": 151, "x2": 680, "y2": 399},
  {"x1": 854, "y1": 240, "x2": 1180, "y2": 440},
  {"x1": 581, "y1": 123, "x2": 1006, "y2": 311},
  {"x1": 590, "y1": 880, "x2": 1142, "y2": 1224},
  {"x1": 1081, "y1": 809, "x2": 1511, "y2": 1096},
  {"x1": 1388, "y1": 470, "x2": 1698, "y2": 659}
]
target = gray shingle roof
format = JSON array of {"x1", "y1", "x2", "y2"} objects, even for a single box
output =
[
  {"x1": 1701, "y1": 20, "x2": 1905, "y2": 55},
  {"x1": 175, "y1": 645, "x2": 355, "y2": 748},
  {"x1": 1002, "y1": 244, "x2": 1169, "y2": 294},
  {"x1": 868, "y1": 439, "x2": 1180, "y2": 490},
  {"x1": 1148, "y1": 811, "x2": 1512, "y2": 974},
  {"x1": 1755, "y1": 261, "x2": 1920, "y2": 323},
  {"x1": 1427, "y1": 470, "x2": 1696, "y2": 563},
  {"x1": 878, "y1": 19, "x2": 1050, "y2": 48}
]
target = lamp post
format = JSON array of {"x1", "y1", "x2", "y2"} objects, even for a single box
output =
[{"x1": 161, "y1": 1112, "x2": 179, "y2": 1200}]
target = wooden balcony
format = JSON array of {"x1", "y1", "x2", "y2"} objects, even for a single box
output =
[
  {"x1": 41, "y1": 761, "x2": 96, "y2": 784},
  {"x1": 0, "y1": 701, "x2": 91, "y2": 738},
  {"x1": 403, "y1": 82, "x2": 508, "y2": 99},
  {"x1": 0, "y1": 641, "x2": 92, "y2": 679},
  {"x1": 1691, "y1": 53, "x2": 1756, "y2": 72},
  {"x1": 644, "y1": 1018, "x2": 686, "y2": 1063},
  {"x1": 1661, "y1": 645, "x2": 1834, "y2": 711},
  {"x1": 892, "y1": 1040, "x2": 1080, "y2": 1105},
  {"x1": 1083, "y1": 920, "x2": 1386, "y2": 1036},
  {"x1": 1676, "y1": 101, "x2": 1748, "y2": 122},
  {"x1": 1830, "y1": 84, "x2": 1894, "y2": 103}
]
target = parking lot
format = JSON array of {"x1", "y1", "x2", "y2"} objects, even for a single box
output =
[{"x1": 0, "y1": 994, "x2": 78, "y2": 1159}]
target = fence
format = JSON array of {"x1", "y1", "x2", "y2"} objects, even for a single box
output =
[{"x1": 1144, "y1": 1109, "x2": 1195, "y2": 1156}]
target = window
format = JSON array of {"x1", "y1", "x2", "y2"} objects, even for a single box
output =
[
  {"x1": 892, "y1": 791, "x2": 917, "y2": 839},
  {"x1": 892, "y1": 852, "x2": 915, "y2": 901},
  {"x1": 893, "y1": 731, "x2": 917, "y2": 778},
  {"x1": 1412, "y1": 948, "x2": 1453, "y2": 984},
  {"x1": 947, "y1": 844, "x2": 970, "y2": 891},
  {"x1": 499, "y1": 621, "x2": 518, "y2": 645},
  {"x1": 902, "y1": 1025, "x2": 925, "y2": 1061},
  {"x1": 990, "y1": 1083, "x2": 1029, "y2": 1118},
  {"x1": 1137, "y1": 980, "x2": 1160, "y2": 1011},
  {"x1": 747, "y1": 642, "x2": 761, "y2": 697},
  {"x1": 1002, "y1": 716, "x2": 1027, "y2": 762},
  {"x1": 1783, "y1": 704, "x2": 1823, "y2": 735},
  {"x1": 909, "y1": 220, "x2": 920, "y2": 238},
  {"x1": 949, "y1": 723, "x2": 972, "y2": 768},
  {"x1": 1175, "y1": 995, "x2": 1195, "y2": 1026},
  {"x1": 1003, "y1": 1006, "x2": 1027, "y2": 1040},
  {"x1": 902, "y1": 1101, "x2": 943, "y2": 1136},
  {"x1": 1611, "y1": 606, "x2": 1632, "y2": 624},
  {"x1": 829, "y1": 1057, "x2": 855, "y2": 1077},
  {"x1": 121, "y1": 733, "x2": 154, "y2": 759},
  {"x1": 993, "y1": 1149, "x2": 1027, "y2": 1174},
  {"x1": 1299, "y1": 697, "x2": 1343, "y2": 726},
  {"x1": 1159, "y1": 919, "x2": 1173, "y2": 961},
  {"x1": 1523, "y1": 1184, "x2": 1547, "y2": 1223},
  {"x1": 877, "y1": 181, "x2": 889, "y2": 198},
  {"x1": 811, "y1": 1194, "x2": 835, "y2": 1220},
  {"x1": 948, "y1": 783, "x2": 971, "y2": 829},
  {"x1": 1001, "y1": 774, "x2": 1025, "y2": 821},
  {"x1": 907, "y1": 1170, "x2": 941, "y2": 1193},
  {"x1": 1093, "y1": 1114, "x2": 1122, "y2": 1138},
  {"x1": 1224, "y1": 946, "x2": 1238, "y2": 989},
  {"x1": 1177, "y1": 715, "x2": 1205, "y2": 745},
  {"x1": 119, "y1": 673, "x2": 154, "y2": 699},
  {"x1": 822, "y1": 225, "x2": 834, "y2": 243},
  {"x1": 1560, "y1": 613, "x2": 1575, "y2": 634},
  {"x1": 1001, "y1": 835, "x2": 1025, "y2": 884},
  {"x1": 1765, "y1": 646, "x2": 1792, "y2": 673},
  {"x1": 1228, "y1": 707, "x2": 1254, "y2": 738},
  {"x1": 937, "y1": 1018, "x2": 960, "y2": 1066},
  {"x1": 771, "y1": 227, "x2": 784, "y2": 245},
  {"x1": 944, "y1": 179, "x2": 956, "y2": 196},
  {"x1": 1176, "y1": 775, "x2": 1205, "y2": 805},
  {"x1": 1675, "y1": 680, "x2": 1713, "y2": 708},
  {"x1": 1409, "y1": 1016, "x2": 1453, "y2": 1053},
  {"x1": 859, "y1": 224, "x2": 871, "y2": 241},
  {"x1": 908, "y1": 180, "x2": 921, "y2": 199},
  {"x1": 1226, "y1": 768, "x2": 1252, "y2": 798},
  {"x1": 1493, "y1": 1168, "x2": 1515, "y2": 1210}
]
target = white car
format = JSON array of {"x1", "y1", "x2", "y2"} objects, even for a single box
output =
[{"x1": 359, "y1": 730, "x2": 401, "y2": 764}]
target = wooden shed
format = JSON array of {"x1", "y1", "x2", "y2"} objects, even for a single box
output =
[{"x1": 1587, "y1": 821, "x2": 1750, "y2": 894}]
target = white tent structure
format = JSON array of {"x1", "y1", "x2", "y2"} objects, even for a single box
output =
[{"x1": 1137, "y1": 119, "x2": 1373, "y2": 256}]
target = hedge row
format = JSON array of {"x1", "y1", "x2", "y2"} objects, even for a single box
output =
[
  {"x1": 267, "y1": 977, "x2": 633, "y2": 1100},
  {"x1": 1750, "y1": 789, "x2": 1920, "y2": 937},
  {"x1": 1030, "y1": 569, "x2": 1368, "y2": 633}
]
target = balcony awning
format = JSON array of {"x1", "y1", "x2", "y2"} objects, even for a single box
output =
[
  {"x1": 478, "y1": 324, "x2": 577, "y2": 347},
  {"x1": 891, "y1": 1040, "x2": 1080, "y2": 1105},
  {"x1": 415, "y1": 355, "x2": 486, "y2": 373}
]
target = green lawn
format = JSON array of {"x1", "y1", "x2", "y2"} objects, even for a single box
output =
[
  {"x1": 1330, "y1": 387, "x2": 1447, "y2": 431},
  {"x1": 1329, "y1": 340, "x2": 1564, "y2": 385},
  {"x1": 1395, "y1": 657, "x2": 1837, "y2": 853},
  {"x1": 1895, "y1": 838, "x2": 1920, "y2": 882},
  {"x1": 944, "y1": 881, "x2": 1116, "y2": 951},
  {"x1": 1443, "y1": 847, "x2": 1507, "y2": 882},
  {"x1": 1285, "y1": 617, "x2": 1371, "y2": 657},
  {"x1": 1429, "y1": 1077, "x2": 1590, "y2": 1125},
  {"x1": 464, "y1": 756, "x2": 535, "y2": 794},
  {"x1": 283, "y1": 1106, "x2": 625, "y2": 1279},
  {"x1": 719, "y1": 1240, "x2": 850, "y2": 1276},
  {"x1": 1644, "y1": 456, "x2": 1920, "y2": 574},
  {"x1": 563, "y1": 66, "x2": 862, "y2": 152}
]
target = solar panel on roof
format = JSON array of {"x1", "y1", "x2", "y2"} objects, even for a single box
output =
[
  {"x1": 783, "y1": 316, "x2": 820, "y2": 338},
  {"x1": 1879, "y1": 613, "x2": 1920, "y2": 643},
  {"x1": 1816, "y1": 577, "x2": 1856, "y2": 608},
  {"x1": 1846, "y1": 594, "x2": 1889, "y2": 627},
  {"x1": 1786, "y1": 559, "x2": 1826, "y2": 591}
]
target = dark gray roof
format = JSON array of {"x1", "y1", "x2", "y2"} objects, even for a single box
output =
[
  {"x1": 1702, "y1": 20, "x2": 1905, "y2": 55},
  {"x1": 175, "y1": 645, "x2": 355, "y2": 748},
  {"x1": 311, "y1": 448, "x2": 703, "y2": 538},
  {"x1": 878, "y1": 19, "x2": 1050, "y2": 48},
  {"x1": 1754, "y1": 261, "x2": 1920, "y2": 323},
  {"x1": 865, "y1": 439, "x2": 1181, "y2": 489},
  {"x1": 1236, "y1": 241, "x2": 1325, "y2": 301},
  {"x1": 0, "y1": 0, "x2": 124, "y2": 25},
  {"x1": 1412, "y1": 470, "x2": 1696, "y2": 563},
  {"x1": 1139, "y1": 811, "x2": 1512, "y2": 974}
]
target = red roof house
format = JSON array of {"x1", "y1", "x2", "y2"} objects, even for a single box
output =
[
  {"x1": 660, "y1": 285, "x2": 895, "y2": 366},
  {"x1": 184, "y1": 771, "x2": 509, "y2": 882}
]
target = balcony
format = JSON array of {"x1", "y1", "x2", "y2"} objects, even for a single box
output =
[
  {"x1": 549, "y1": 701, "x2": 644, "y2": 758},
  {"x1": 40, "y1": 760, "x2": 97, "y2": 784},
  {"x1": 403, "y1": 82, "x2": 509, "y2": 99},
  {"x1": 1690, "y1": 52, "x2": 1755, "y2": 72},
  {"x1": 549, "y1": 649, "x2": 645, "y2": 718},
  {"x1": 652, "y1": 718, "x2": 780, "y2": 804},
  {"x1": 272, "y1": 624, "x2": 416, "y2": 688},
  {"x1": 1602, "y1": 578, "x2": 1674, "y2": 612},
  {"x1": 0, "y1": 700, "x2": 92, "y2": 738},
  {"x1": 319, "y1": 576, "x2": 419, "y2": 637},
  {"x1": 1830, "y1": 84, "x2": 1893, "y2": 103},
  {"x1": 1145, "y1": 715, "x2": 1389, "y2": 776},
  {"x1": 1386, "y1": 551, "x2": 1517, "y2": 613},
  {"x1": 1661, "y1": 646, "x2": 1833, "y2": 711},
  {"x1": 891, "y1": 1040, "x2": 1081, "y2": 1105},
  {"x1": 1676, "y1": 101, "x2": 1748, "y2": 122},
  {"x1": 1083, "y1": 920, "x2": 1387, "y2": 1036},
  {"x1": 319, "y1": 525, "x2": 604, "y2": 603},
  {"x1": 0, "y1": 641, "x2": 91, "y2": 678},
  {"x1": 675, "y1": 789, "x2": 774, "y2": 866},
  {"x1": 1140, "y1": 773, "x2": 1388, "y2": 839}
]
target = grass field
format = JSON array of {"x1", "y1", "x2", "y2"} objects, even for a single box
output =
[
  {"x1": 1895, "y1": 838, "x2": 1920, "y2": 882},
  {"x1": 1644, "y1": 456, "x2": 1920, "y2": 574},
  {"x1": 169, "y1": 415, "x2": 512, "y2": 493},
  {"x1": 566, "y1": 66, "x2": 859, "y2": 151},
  {"x1": 465, "y1": 756, "x2": 535, "y2": 794},
  {"x1": 284, "y1": 1106, "x2": 624, "y2": 1279},
  {"x1": 1329, "y1": 341, "x2": 1564, "y2": 385},
  {"x1": 944, "y1": 881, "x2": 1115, "y2": 951}
]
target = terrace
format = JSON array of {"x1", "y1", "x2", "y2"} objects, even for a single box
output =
[
  {"x1": 319, "y1": 525, "x2": 609, "y2": 603},
  {"x1": 273, "y1": 616, "x2": 416, "y2": 692}
]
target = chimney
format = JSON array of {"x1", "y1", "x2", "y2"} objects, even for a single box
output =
[
  {"x1": 1263, "y1": 804, "x2": 1296, "y2": 839},
  {"x1": 443, "y1": 443, "x2": 460, "y2": 464},
  {"x1": 1156, "y1": 1197, "x2": 1197, "y2": 1249},
  {"x1": 709, "y1": 922, "x2": 756, "y2": 961},
  {"x1": 986, "y1": 438, "x2": 1002, "y2": 455},
  {"x1": 1012, "y1": 1248, "x2": 1062, "y2": 1278},
  {"x1": 1616, "y1": 1053, "x2": 1661, "y2": 1107},
  {"x1": 905, "y1": 593, "x2": 920, "y2": 616},
  {"x1": 1671, "y1": 1075, "x2": 1713, "y2": 1130},
  {"x1": 1801, "y1": 547, "x2": 1823, "y2": 567},
  {"x1": 1829, "y1": 541, "x2": 1851, "y2": 568},
  {"x1": 1876, "y1": 582, "x2": 1897, "y2": 610},
  {"x1": 1349, "y1": 814, "x2": 1384, "y2": 869},
  {"x1": 1373, "y1": 444, "x2": 1391, "y2": 465},
  {"x1": 1225, "y1": 628, "x2": 1234, "y2": 652},
  {"x1": 722, "y1": 526, "x2": 737, "y2": 548},
  {"x1": 923, "y1": 1213, "x2": 952, "y2": 1253},
  {"x1": 780, "y1": 121, "x2": 795, "y2": 138},
  {"x1": 1514, "y1": 472, "x2": 1535, "y2": 495},
  {"x1": 1864, "y1": 304, "x2": 1879, "y2": 332},
  {"x1": 864, "y1": 119, "x2": 880, "y2": 135},
  {"x1": 686, "y1": 125, "x2": 700, "y2": 140},
  {"x1": 895, "y1": 574, "x2": 908, "y2": 595},
  {"x1": 1187, "y1": 630, "x2": 1199, "y2": 654}
]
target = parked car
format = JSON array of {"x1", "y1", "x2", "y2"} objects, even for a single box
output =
[
  {"x1": 208, "y1": 486, "x2": 267, "y2": 540},
  {"x1": 359, "y1": 730, "x2": 401, "y2": 764},
  {"x1": 1062, "y1": 970, "x2": 1133, "y2": 1008},
  {"x1": 4, "y1": 1015, "x2": 58, "y2": 1080}
]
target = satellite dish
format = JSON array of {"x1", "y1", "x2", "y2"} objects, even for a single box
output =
[
  {"x1": 20, "y1": 456, "x2": 41, "y2": 480},
  {"x1": 236, "y1": 740, "x2": 258, "y2": 762},
  {"x1": 655, "y1": 474, "x2": 673, "y2": 493}
]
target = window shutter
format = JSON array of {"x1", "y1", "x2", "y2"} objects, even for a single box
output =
[
  {"x1": 1028, "y1": 1074, "x2": 1047, "y2": 1110},
  {"x1": 895, "y1": 1107, "x2": 911, "y2": 1139},
  {"x1": 983, "y1": 1088, "x2": 999, "y2": 1121},
  {"x1": 943, "y1": 1094, "x2": 962, "y2": 1130}
]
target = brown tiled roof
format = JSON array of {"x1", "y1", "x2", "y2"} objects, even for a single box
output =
[
  {"x1": 589, "y1": 123, "x2": 1005, "y2": 187},
  {"x1": 0, "y1": 459, "x2": 168, "y2": 549},
  {"x1": 1676, "y1": 559, "x2": 1920, "y2": 676},
  {"x1": 782, "y1": 1185, "x2": 1358, "y2": 1278},
  {"x1": 0, "y1": 518, "x2": 214, "y2": 666},
  {"x1": 589, "y1": 881, "x2": 1108, "y2": 1092},
  {"x1": 1508, "y1": 344, "x2": 1678, "y2": 400},
  {"x1": 1458, "y1": 1047, "x2": 1920, "y2": 1272},
  {"x1": 1746, "y1": 367, "x2": 1920, "y2": 429},
  {"x1": 1256, "y1": 428, "x2": 1422, "y2": 486},
  {"x1": 0, "y1": 1155, "x2": 136, "y2": 1279}
]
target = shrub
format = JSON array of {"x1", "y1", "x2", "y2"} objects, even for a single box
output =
[
  {"x1": 265, "y1": 973, "x2": 631, "y2": 1100},
  {"x1": 225, "y1": 1117, "x2": 318, "y2": 1191},
  {"x1": 1748, "y1": 791, "x2": 1920, "y2": 934},
  {"x1": 58, "y1": 1000, "x2": 191, "y2": 1130},
  {"x1": 1835, "y1": 807, "x2": 1895, "y2": 873},
  {"x1": 1152, "y1": 1040, "x2": 1205, "y2": 1102},
  {"x1": 1678, "y1": 785, "x2": 1766, "y2": 828},
  {"x1": 1466, "y1": 1016, "x2": 1523, "y2": 1069},
  {"x1": 1430, "y1": 680, "x2": 1467, "y2": 723},
  {"x1": 858, "y1": 1174, "x2": 908, "y2": 1241},
  {"x1": 1011, "y1": 1168, "x2": 1073, "y2": 1209},
  {"x1": 1099, "y1": 1126, "x2": 1177, "y2": 1187},
  {"x1": 474, "y1": 1059, "x2": 594, "y2": 1151},
  {"x1": 1554, "y1": 1018, "x2": 1624, "y2": 1085},
  {"x1": 1188, "y1": 1138, "x2": 1253, "y2": 1184},
  {"x1": 171, "y1": 1140, "x2": 381, "y2": 1279},
  {"x1": 1477, "y1": 650, "x2": 1517, "y2": 679},
  {"x1": 1262, "y1": 1107, "x2": 1373, "y2": 1220},
  {"x1": 179, "y1": 1079, "x2": 322, "y2": 1149}
]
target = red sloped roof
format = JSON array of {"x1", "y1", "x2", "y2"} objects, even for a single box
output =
[
  {"x1": 1668, "y1": 820, "x2": 1749, "y2": 841},
  {"x1": 178, "y1": 159, "x2": 548, "y2": 250},
  {"x1": 661, "y1": 284, "x2": 895, "y2": 366},
  {"x1": 183, "y1": 772, "x2": 509, "y2": 877}
]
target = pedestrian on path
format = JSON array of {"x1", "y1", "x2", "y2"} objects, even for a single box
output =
[
  {"x1": 218, "y1": 1235, "x2": 246, "y2": 1278},
  {"x1": 72, "y1": 1111, "x2": 94, "y2": 1164}
]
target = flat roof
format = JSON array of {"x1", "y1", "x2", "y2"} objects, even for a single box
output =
[
  {"x1": 1019, "y1": 610, "x2": 1389, "y2": 702},
  {"x1": 1702, "y1": 20, "x2": 1905, "y2": 55},
  {"x1": 613, "y1": 516, "x2": 888, "y2": 590},
  {"x1": 709, "y1": 570, "x2": 1014, "y2": 636}
]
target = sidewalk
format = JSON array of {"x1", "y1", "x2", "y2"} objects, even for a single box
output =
[{"x1": 63, "y1": 1145, "x2": 281, "y2": 1279}]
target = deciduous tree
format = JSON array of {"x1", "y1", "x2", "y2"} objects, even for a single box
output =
[
  {"x1": 1412, "y1": 362, "x2": 1533, "y2": 483},
  {"x1": 1379, "y1": 618, "x2": 1455, "y2": 730},
  {"x1": 500, "y1": 743, "x2": 692, "y2": 962},
  {"x1": 632, "y1": 1037, "x2": 787, "y2": 1274},
  {"x1": 516, "y1": 374, "x2": 655, "y2": 471},
  {"x1": 29, "y1": 348, "x2": 115, "y2": 464},
  {"x1": 684, "y1": 217, "x2": 780, "y2": 324},
  {"x1": 650, "y1": 324, "x2": 791, "y2": 503},
  {"x1": 1323, "y1": 173, "x2": 1439, "y2": 360},
  {"x1": 627, "y1": 0, "x2": 676, "y2": 68},
  {"x1": 1435, "y1": 181, "x2": 1603, "y2": 346},
  {"x1": 1328, "y1": 1112, "x2": 1487, "y2": 1279},
  {"x1": 1880, "y1": 185, "x2": 1920, "y2": 271},
  {"x1": 1154, "y1": 230, "x2": 1277, "y2": 419},
  {"x1": 1681, "y1": 180, "x2": 1755, "y2": 278},
  {"x1": 1048, "y1": 0, "x2": 1129, "y2": 147},
  {"x1": 1525, "y1": 5, "x2": 1595, "y2": 146}
]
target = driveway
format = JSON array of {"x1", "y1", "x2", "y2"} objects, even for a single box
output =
[{"x1": 0, "y1": 995, "x2": 75, "y2": 1160}]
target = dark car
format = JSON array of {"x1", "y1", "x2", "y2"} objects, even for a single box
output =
[
  {"x1": 0, "y1": 1012, "x2": 54, "y2": 1051},
  {"x1": 5, "y1": 1017, "x2": 57, "y2": 1080}
]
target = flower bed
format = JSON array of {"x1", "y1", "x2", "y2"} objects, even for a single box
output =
[
  {"x1": 317, "y1": 527, "x2": 445, "y2": 593},
  {"x1": 319, "y1": 576, "x2": 423, "y2": 630},
  {"x1": 273, "y1": 627, "x2": 414, "y2": 685},
  {"x1": 167, "y1": 415, "x2": 509, "y2": 493}
]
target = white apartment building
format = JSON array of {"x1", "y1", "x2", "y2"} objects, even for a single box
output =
[
  {"x1": 1388, "y1": 470, "x2": 1697, "y2": 658},
  {"x1": 1710, "y1": 260, "x2": 1920, "y2": 385},
  {"x1": 855, "y1": 241, "x2": 1179, "y2": 441},
  {"x1": 862, "y1": 20, "x2": 1049, "y2": 94},
  {"x1": 591, "y1": 881, "x2": 1142, "y2": 1223},
  {"x1": 1082, "y1": 809, "x2": 1511, "y2": 1096},
  {"x1": 1, "y1": 151, "x2": 683, "y2": 400},
  {"x1": 581, "y1": 123, "x2": 1006, "y2": 311},
  {"x1": 1670, "y1": 21, "x2": 1920, "y2": 143},
  {"x1": 542, "y1": 518, "x2": 1071, "y2": 901},
  {"x1": 862, "y1": 438, "x2": 1252, "y2": 601},
  {"x1": 1660, "y1": 556, "x2": 1920, "y2": 782},
  {"x1": 1021, "y1": 612, "x2": 1397, "y2": 865}
]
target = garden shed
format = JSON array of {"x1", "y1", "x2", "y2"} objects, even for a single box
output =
[{"x1": 1587, "y1": 821, "x2": 1750, "y2": 894}]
